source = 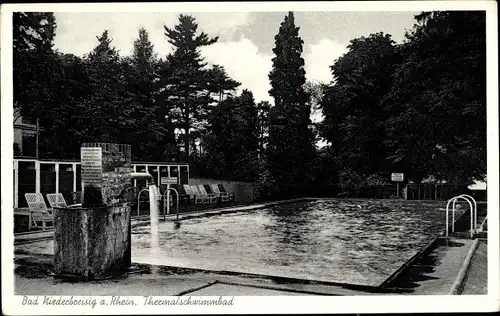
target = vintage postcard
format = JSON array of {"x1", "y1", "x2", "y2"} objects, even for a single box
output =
[{"x1": 1, "y1": 1, "x2": 498, "y2": 315}]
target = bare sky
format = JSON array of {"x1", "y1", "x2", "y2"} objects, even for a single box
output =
[{"x1": 53, "y1": 11, "x2": 419, "y2": 104}]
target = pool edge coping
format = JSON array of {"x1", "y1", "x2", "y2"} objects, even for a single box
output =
[{"x1": 449, "y1": 238, "x2": 482, "y2": 295}]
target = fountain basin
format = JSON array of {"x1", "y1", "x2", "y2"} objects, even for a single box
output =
[{"x1": 53, "y1": 204, "x2": 131, "y2": 280}]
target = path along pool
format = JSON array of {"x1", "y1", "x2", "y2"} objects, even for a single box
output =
[{"x1": 132, "y1": 199, "x2": 465, "y2": 286}]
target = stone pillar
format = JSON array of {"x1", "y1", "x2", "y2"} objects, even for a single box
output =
[{"x1": 53, "y1": 143, "x2": 132, "y2": 280}]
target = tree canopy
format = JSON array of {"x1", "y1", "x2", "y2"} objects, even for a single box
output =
[{"x1": 13, "y1": 11, "x2": 487, "y2": 199}]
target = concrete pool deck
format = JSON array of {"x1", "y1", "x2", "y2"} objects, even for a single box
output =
[{"x1": 14, "y1": 252, "x2": 383, "y2": 296}]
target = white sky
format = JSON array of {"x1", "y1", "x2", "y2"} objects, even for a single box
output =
[{"x1": 53, "y1": 11, "x2": 419, "y2": 105}]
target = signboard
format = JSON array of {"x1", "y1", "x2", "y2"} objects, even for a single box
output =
[
  {"x1": 391, "y1": 173, "x2": 404, "y2": 182},
  {"x1": 81, "y1": 147, "x2": 103, "y2": 186},
  {"x1": 161, "y1": 177, "x2": 178, "y2": 185}
]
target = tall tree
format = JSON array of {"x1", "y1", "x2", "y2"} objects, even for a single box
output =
[
  {"x1": 158, "y1": 15, "x2": 218, "y2": 162},
  {"x1": 320, "y1": 32, "x2": 400, "y2": 189},
  {"x1": 207, "y1": 65, "x2": 241, "y2": 103},
  {"x1": 13, "y1": 12, "x2": 57, "y2": 120},
  {"x1": 39, "y1": 53, "x2": 91, "y2": 159},
  {"x1": 382, "y1": 11, "x2": 486, "y2": 184},
  {"x1": 267, "y1": 11, "x2": 316, "y2": 197},
  {"x1": 78, "y1": 30, "x2": 129, "y2": 143},
  {"x1": 202, "y1": 90, "x2": 260, "y2": 181},
  {"x1": 234, "y1": 89, "x2": 260, "y2": 180},
  {"x1": 125, "y1": 28, "x2": 176, "y2": 161}
]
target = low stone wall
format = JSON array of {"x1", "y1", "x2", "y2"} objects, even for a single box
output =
[
  {"x1": 190, "y1": 178, "x2": 257, "y2": 203},
  {"x1": 53, "y1": 204, "x2": 131, "y2": 280}
]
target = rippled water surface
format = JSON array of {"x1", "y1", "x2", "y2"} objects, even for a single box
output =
[{"x1": 132, "y1": 200, "x2": 460, "y2": 286}]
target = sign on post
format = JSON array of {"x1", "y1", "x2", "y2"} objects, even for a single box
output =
[
  {"x1": 391, "y1": 173, "x2": 404, "y2": 198},
  {"x1": 160, "y1": 177, "x2": 178, "y2": 185},
  {"x1": 391, "y1": 173, "x2": 404, "y2": 182},
  {"x1": 160, "y1": 177, "x2": 177, "y2": 215}
]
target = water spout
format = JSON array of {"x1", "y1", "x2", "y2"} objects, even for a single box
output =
[
  {"x1": 130, "y1": 172, "x2": 160, "y2": 250},
  {"x1": 130, "y1": 172, "x2": 155, "y2": 185},
  {"x1": 148, "y1": 183, "x2": 161, "y2": 249}
]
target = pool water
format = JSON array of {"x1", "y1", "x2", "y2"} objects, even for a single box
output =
[{"x1": 132, "y1": 199, "x2": 463, "y2": 286}]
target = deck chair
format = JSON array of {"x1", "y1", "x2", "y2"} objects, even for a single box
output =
[
  {"x1": 211, "y1": 184, "x2": 234, "y2": 202},
  {"x1": 183, "y1": 184, "x2": 204, "y2": 205},
  {"x1": 197, "y1": 185, "x2": 218, "y2": 203},
  {"x1": 218, "y1": 184, "x2": 235, "y2": 201},
  {"x1": 46, "y1": 193, "x2": 68, "y2": 208},
  {"x1": 176, "y1": 185, "x2": 194, "y2": 204},
  {"x1": 24, "y1": 193, "x2": 54, "y2": 230},
  {"x1": 189, "y1": 185, "x2": 209, "y2": 205},
  {"x1": 203, "y1": 184, "x2": 225, "y2": 203},
  {"x1": 188, "y1": 185, "x2": 216, "y2": 204}
]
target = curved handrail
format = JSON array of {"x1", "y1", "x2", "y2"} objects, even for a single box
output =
[
  {"x1": 163, "y1": 188, "x2": 180, "y2": 220},
  {"x1": 458, "y1": 194, "x2": 477, "y2": 232},
  {"x1": 446, "y1": 196, "x2": 474, "y2": 238},
  {"x1": 452, "y1": 195, "x2": 477, "y2": 233},
  {"x1": 137, "y1": 188, "x2": 150, "y2": 217}
]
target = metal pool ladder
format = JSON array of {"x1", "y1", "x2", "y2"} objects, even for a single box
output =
[
  {"x1": 445, "y1": 194, "x2": 477, "y2": 239},
  {"x1": 137, "y1": 188, "x2": 179, "y2": 220},
  {"x1": 163, "y1": 188, "x2": 180, "y2": 220}
]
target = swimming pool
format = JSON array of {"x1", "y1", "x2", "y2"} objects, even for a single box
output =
[{"x1": 132, "y1": 199, "x2": 462, "y2": 286}]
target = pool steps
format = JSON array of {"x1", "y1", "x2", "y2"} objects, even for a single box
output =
[{"x1": 380, "y1": 204, "x2": 487, "y2": 294}]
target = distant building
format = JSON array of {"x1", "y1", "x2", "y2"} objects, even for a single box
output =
[{"x1": 13, "y1": 109, "x2": 41, "y2": 157}]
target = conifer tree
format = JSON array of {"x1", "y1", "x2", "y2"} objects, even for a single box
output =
[
  {"x1": 158, "y1": 15, "x2": 218, "y2": 162},
  {"x1": 267, "y1": 12, "x2": 316, "y2": 197}
]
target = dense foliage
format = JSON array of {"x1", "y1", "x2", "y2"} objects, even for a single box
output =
[
  {"x1": 320, "y1": 11, "x2": 486, "y2": 195},
  {"x1": 13, "y1": 11, "x2": 486, "y2": 199}
]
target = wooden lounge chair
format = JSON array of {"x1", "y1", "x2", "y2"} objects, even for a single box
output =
[
  {"x1": 188, "y1": 185, "x2": 209, "y2": 205},
  {"x1": 197, "y1": 185, "x2": 219, "y2": 203},
  {"x1": 24, "y1": 193, "x2": 54, "y2": 230},
  {"x1": 218, "y1": 184, "x2": 235, "y2": 201},
  {"x1": 191, "y1": 185, "x2": 218, "y2": 204},
  {"x1": 183, "y1": 185, "x2": 204, "y2": 205},
  {"x1": 205, "y1": 184, "x2": 225, "y2": 203},
  {"x1": 176, "y1": 185, "x2": 194, "y2": 204},
  {"x1": 185, "y1": 185, "x2": 216, "y2": 204},
  {"x1": 46, "y1": 193, "x2": 68, "y2": 208},
  {"x1": 211, "y1": 184, "x2": 234, "y2": 202}
]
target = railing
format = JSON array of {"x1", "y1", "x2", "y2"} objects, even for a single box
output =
[
  {"x1": 137, "y1": 189, "x2": 151, "y2": 217},
  {"x1": 163, "y1": 188, "x2": 180, "y2": 220},
  {"x1": 136, "y1": 188, "x2": 180, "y2": 220},
  {"x1": 446, "y1": 194, "x2": 477, "y2": 239},
  {"x1": 13, "y1": 158, "x2": 189, "y2": 208}
]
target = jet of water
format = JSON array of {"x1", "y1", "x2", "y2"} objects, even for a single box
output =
[{"x1": 148, "y1": 184, "x2": 161, "y2": 250}]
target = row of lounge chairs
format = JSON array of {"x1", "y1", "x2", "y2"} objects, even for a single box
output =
[
  {"x1": 19, "y1": 184, "x2": 235, "y2": 230},
  {"x1": 181, "y1": 184, "x2": 235, "y2": 205}
]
